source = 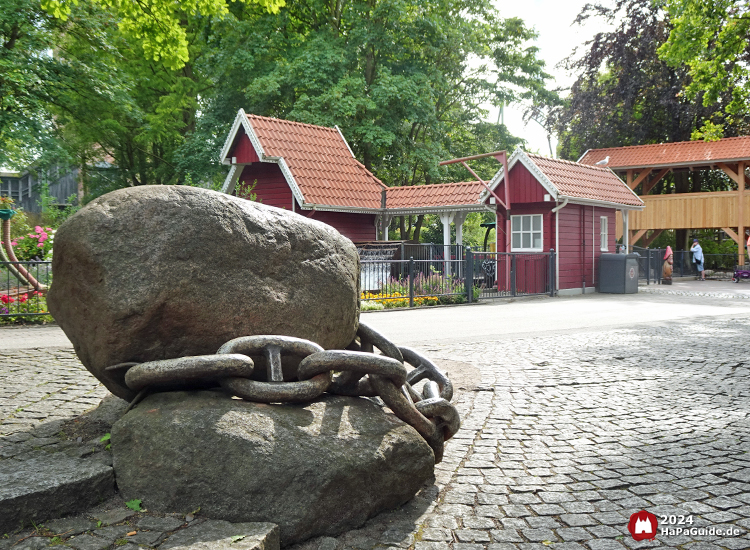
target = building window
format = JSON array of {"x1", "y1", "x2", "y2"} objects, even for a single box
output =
[
  {"x1": 511, "y1": 214, "x2": 543, "y2": 251},
  {"x1": 600, "y1": 216, "x2": 608, "y2": 251}
]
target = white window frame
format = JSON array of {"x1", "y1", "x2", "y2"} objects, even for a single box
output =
[
  {"x1": 600, "y1": 215, "x2": 609, "y2": 251},
  {"x1": 511, "y1": 214, "x2": 543, "y2": 252}
]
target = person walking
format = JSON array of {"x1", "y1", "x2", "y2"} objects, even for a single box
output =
[{"x1": 691, "y1": 238, "x2": 705, "y2": 281}]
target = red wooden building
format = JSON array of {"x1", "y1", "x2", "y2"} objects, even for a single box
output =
[
  {"x1": 481, "y1": 149, "x2": 644, "y2": 294},
  {"x1": 219, "y1": 110, "x2": 644, "y2": 294}
]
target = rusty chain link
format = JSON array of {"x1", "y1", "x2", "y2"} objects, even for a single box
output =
[{"x1": 110, "y1": 322, "x2": 460, "y2": 462}]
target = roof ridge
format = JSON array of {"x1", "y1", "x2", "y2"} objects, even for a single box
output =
[
  {"x1": 388, "y1": 181, "x2": 483, "y2": 189},
  {"x1": 527, "y1": 153, "x2": 613, "y2": 173},
  {"x1": 246, "y1": 114, "x2": 338, "y2": 134},
  {"x1": 585, "y1": 135, "x2": 750, "y2": 154}
]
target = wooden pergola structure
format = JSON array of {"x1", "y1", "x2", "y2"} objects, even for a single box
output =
[{"x1": 579, "y1": 137, "x2": 750, "y2": 264}]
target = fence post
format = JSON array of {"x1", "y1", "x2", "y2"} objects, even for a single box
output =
[
  {"x1": 646, "y1": 248, "x2": 651, "y2": 285},
  {"x1": 511, "y1": 253, "x2": 517, "y2": 297},
  {"x1": 409, "y1": 256, "x2": 415, "y2": 308},
  {"x1": 466, "y1": 247, "x2": 473, "y2": 303},
  {"x1": 549, "y1": 248, "x2": 556, "y2": 297},
  {"x1": 400, "y1": 243, "x2": 405, "y2": 280}
]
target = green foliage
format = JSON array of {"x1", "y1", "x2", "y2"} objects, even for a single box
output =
[
  {"x1": 0, "y1": 0, "x2": 69, "y2": 169},
  {"x1": 8, "y1": 0, "x2": 552, "y2": 206},
  {"x1": 235, "y1": 180, "x2": 259, "y2": 202},
  {"x1": 41, "y1": 0, "x2": 284, "y2": 70},
  {"x1": 125, "y1": 499, "x2": 143, "y2": 512},
  {"x1": 38, "y1": 184, "x2": 80, "y2": 228},
  {"x1": 551, "y1": 0, "x2": 749, "y2": 162},
  {"x1": 100, "y1": 433, "x2": 111, "y2": 450},
  {"x1": 660, "y1": 0, "x2": 750, "y2": 123}
]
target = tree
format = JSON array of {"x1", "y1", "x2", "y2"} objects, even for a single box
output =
[
  {"x1": 552, "y1": 0, "x2": 734, "y2": 160},
  {"x1": 551, "y1": 0, "x2": 750, "y2": 250},
  {"x1": 659, "y1": 0, "x2": 750, "y2": 137},
  {"x1": 183, "y1": 0, "x2": 554, "y2": 241},
  {"x1": 41, "y1": 0, "x2": 284, "y2": 70},
  {"x1": 0, "y1": 0, "x2": 70, "y2": 169}
]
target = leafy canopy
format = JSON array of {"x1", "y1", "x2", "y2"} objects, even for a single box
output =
[
  {"x1": 41, "y1": 0, "x2": 284, "y2": 69},
  {"x1": 659, "y1": 0, "x2": 750, "y2": 131}
]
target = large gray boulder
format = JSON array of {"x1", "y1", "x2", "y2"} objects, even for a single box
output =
[
  {"x1": 47, "y1": 186, "x2": 360, "y2": 400},
  {"x1": 111, "y1": 391, "x2": 435, "y2": 545}
]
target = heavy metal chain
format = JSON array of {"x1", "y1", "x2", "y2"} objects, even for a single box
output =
[{"x1": 108, "y1": 323, "x2": 460, "y2": 462}]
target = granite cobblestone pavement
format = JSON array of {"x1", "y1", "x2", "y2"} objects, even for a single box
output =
[{"x1": 2, "y1": 304, "x2": 750, "y2": 550}]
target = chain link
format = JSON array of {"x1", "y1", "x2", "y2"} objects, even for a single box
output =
[{"x1": 110, "y1": 323, "x2": 460, "y2": 462}]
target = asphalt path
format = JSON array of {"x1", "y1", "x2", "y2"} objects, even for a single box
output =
[
  {"x1": 3, "y1": 278, "x2": 750, "y2": 350},
  {"x1": 362, "y1": 278, "x2": 750, "y2": 345}
]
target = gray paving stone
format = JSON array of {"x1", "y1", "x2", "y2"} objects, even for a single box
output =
[
  {"x1": 463, "y1": 518, "x2": 495, "y2": 530},
  {"x1": 585, "y1": 542, "x2": 627, "y2": 550},
  {"x1": 489, "y1": 529, "x2": 523, "y2": 543},
  {"x1": 10, "y1": 538, "x2": 50, "y2": 550},
  {"x1": 66, "y1": 534, "x2": 110, "y2": 550},
  {"x1": 136, "y1": 516, "x2": 185, "y2": 532},
  {"x1": 453, "y1": 544, "x2": 485, "y2": 550},
  {"x1": 560, "y1": 515, "x2": 597, "y2": 527},
  {"x1": 453, "y1": 530, "x2": 491, "y2": 543},
  {"x1": 421, "y1": 529, "x2": 452, "y2": 542},
  {"x1": 557, "y1": 528, "x2": 591, "y2": 542},
  {"x1": 159, "y1": 520, "x2": 279, "y2": 550},
  {"x1": 520, "y1": 528, "x2": 556, "y2": 542},
  {"x1": 42, "y1": 518, "x2": 97, "y2": 536},
  {"x1": 414, "y1": 543, "x2": 450, "y2": 550}
]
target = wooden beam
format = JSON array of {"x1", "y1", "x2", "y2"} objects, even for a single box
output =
[
  {"x1": 640, "y1": 229, "x2": 664, "y2": 248},
  {"x1": 627, "y1": 170, "x2": 633, "y2": 190},
  {"x1": 641, "y1": 168, "x2": 671, "y2": 196},
  {"x1": 629, "y1": 170, "x2": 652, "y2": 191},
  {"x1": 722, "y1": 227, "x2": 740, "y2": 245},
  {"x1": 631, "y1": 229, "x2": 648, "y2": 245},
  {"x1": 718, "y1": 163, "x2": 743, "y2": 185},
  {"x1": 739, "y1": 161, "x2": 745, "y2": 266}
]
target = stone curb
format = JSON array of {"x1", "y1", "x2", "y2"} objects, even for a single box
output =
[{"x1": 0, "y1": 453, "x2": 114, "y2": 534}]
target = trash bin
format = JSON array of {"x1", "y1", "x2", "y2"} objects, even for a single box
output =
[{"x1": 599, "y1": 253, "x2": 639, "y2": 293}]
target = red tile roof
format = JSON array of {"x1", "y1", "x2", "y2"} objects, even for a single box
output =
[
  {"x1": 386, "y1": 181, "x2": 486, "y2": 209},
  {"x1": 247, "y1": 115, "x2": 385, "y2": 209},
  {"x1": 578, "y1": 136, "x2": 750, "y2": 170},
  {"x1": 527, "y1": 153, "x2": 644, "y2": 207}
]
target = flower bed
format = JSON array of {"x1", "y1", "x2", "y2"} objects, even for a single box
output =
[{"x1": 0, "y1": 291, "x2": 54, "y2": 324}]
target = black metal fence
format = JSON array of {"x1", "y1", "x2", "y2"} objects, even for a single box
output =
[
  {"x1": 467, "y1": 249, "x2": 555, "y2": 299},
  {"x1": 0, "y1": 260, "x2": 51, "y2": 317},
  {"x1": 360, "y1": 245, "x2": 555, "y2": 307},
  {"x1": 632, "y1": 246, "x2": 738, "y2": 283}
]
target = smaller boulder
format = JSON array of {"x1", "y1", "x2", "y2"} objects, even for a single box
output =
[{"x1": 111, "y1": 391, "x2": 435, "y2": 545}]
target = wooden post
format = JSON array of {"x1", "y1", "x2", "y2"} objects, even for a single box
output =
[{"x1": 740, "y1": 162, "x2": 745, "y2": 266}]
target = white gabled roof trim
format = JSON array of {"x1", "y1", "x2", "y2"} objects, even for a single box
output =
[
  {"x1": 335, "y1": 125, "x2": 356, "y2": 159},
  {"x1": 277, "y1": 157, "x2": 305, "y2": 206},
  {"x1": 556, "y1": 195, "x2": 645, "y2": 210},
  {"x1": 297, "y1": 203, "x2": 382, "y2": 214},
  {"x1": 219, "y1": 109, "x2": 307, "y2": 205},
  {"x1": 241, "y1": 115, "x2": 266, "y2": 160},
  {"x1": 220, "y1": 164, "x2": 240, "y2": 194},
  {"x1": 576, "y1": 149, "x2": 591, "y2": 163},
  {"x1": 383, "y1": 205, "x2": 488, "y2": 216},
  {"x1": 480, "y1": 147, "x2": 644, "y2": 209},
  {"x1": 480, "y1": 147, "x2": 558, "y2": 203},
  {"x1": 219, "y1": 110, "x2": 246, "y2": 163}
]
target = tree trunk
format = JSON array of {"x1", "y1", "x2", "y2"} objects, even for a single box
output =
[{"x1": 412, "y1": 215, "x2": 424, "y2": 242}]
